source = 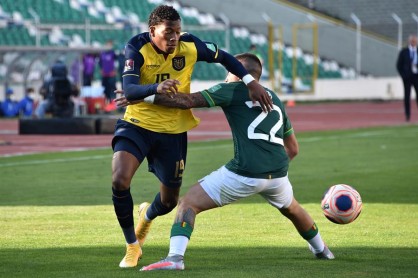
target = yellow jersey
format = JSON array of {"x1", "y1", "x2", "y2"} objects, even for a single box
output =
[{"x1": 122, "y1": 32, "x2": 222, "y2": 134}]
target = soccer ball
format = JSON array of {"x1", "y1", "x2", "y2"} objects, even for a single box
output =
[{"x1": 321, "y1": 184, "x2": 362, "y2": 224}]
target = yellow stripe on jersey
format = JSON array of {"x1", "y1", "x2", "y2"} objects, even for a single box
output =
[
  {"x1": 284, "y1": 127, "x2": 294, "y2": 137},
  {"x1": 200, "y1": 90, "x2": 217, "y2": 107},
  {"x1": 123, "y1": 40, "x2": 200, "y2": 133}
]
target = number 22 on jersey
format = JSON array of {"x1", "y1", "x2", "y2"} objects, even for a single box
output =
[{"x1": 245, "y1": 101, "x2": 284, "y2": 146}]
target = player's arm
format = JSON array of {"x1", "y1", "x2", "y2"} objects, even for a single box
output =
[
  {"x1": 114, "y1": 89, "x2": 209, "y2": 109},
  {"x1": 122, "y1": 44, "x2": 178, "y2": 101},
  {"x1": 153, "y1": 93, "x2": 209, "y2": 109},
  {"x1": 190, "y1": 35, "x2": 273, "y2": 112},
  {"x1": 284, "y1": 131, "x2": 298, "y2": 161}
]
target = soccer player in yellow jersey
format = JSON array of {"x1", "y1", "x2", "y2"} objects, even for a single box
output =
[{"x1": 111, "y1": 5, "x2": 273, "y2": 268}]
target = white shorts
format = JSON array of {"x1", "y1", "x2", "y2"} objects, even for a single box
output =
[{"x1": 199, "y1": 166, "x2": 294, "y2": 209}]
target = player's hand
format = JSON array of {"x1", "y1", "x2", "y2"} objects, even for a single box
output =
[
  {"x1": 113, "y1": 90, "x2": 142, "y2": 108},
  {"x1": 247, "y1": 80, "x2": 273, "y2": 113},
  {"x1": 156, "y1": 79, "x2": 180, "y2": 97}
]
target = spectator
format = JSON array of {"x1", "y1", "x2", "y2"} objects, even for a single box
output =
[
  {"x1": 397, "y1": 34, "x2": 418, "y2": 121},
  {"x1": 1, "y1": 88, "x2": 19, "y2": 117},
  {"x1": 99, "y1": 40, "x2": 117, "y2": 102},
  {"x1": 18, "y1": 87, "x2": 35, "y2": 118},
  {"x1": 82, "y1": 53, "x2": 96, "y2": 86},
  {"x1": 35, "y1": 59, "x2": 79, "y2": 118},
  {"x1": 70, "y1": 57, "x2": 81, "y2": 86}
]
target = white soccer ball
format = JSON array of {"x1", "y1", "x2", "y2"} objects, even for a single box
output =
[{"x1": 321, "y1": 184, "x2": 362, "y2": 224}]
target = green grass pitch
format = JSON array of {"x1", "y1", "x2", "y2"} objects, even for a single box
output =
[{"x1": 1, "y1": 125, "x2": 417, "y2": 277}]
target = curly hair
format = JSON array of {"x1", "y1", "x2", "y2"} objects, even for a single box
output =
[{"x1": 148, "y1": 5, "x2": 181, "y2": 27}]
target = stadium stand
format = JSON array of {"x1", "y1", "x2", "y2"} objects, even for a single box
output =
[
  {"x1": 287, "y1": 0, "x2": 418, "y2": 43},
  {"x1": 0, "y1": 0, "x2": 350, "y2": 85}
]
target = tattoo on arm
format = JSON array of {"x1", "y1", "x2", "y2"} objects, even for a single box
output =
[
  {"x1": 175, "y1": 208, "x2": 196, "y2": 228},
  {"x1": 154, "y1": 92, "x2": 209, "y2": 109}
]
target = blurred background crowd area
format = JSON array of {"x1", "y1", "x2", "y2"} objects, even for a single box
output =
[{"x1": 0, "y1": 0, "x2": 416, "y2": 118}]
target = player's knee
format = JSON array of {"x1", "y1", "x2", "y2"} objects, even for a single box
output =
[
  {"x1": 279, "y1": 198, "x2": 299, "y2": 217},
  {"x1": 112, "y1": 171, "x2": 131, "y2": 191},
  {"x1": 178, "y1": 195, "x2": 202, "y2": 215}
]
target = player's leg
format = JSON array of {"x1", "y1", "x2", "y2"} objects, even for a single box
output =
[
  {"x1": 135, "y1": 185, "x2": 181, "y2": 247},
  {"x1": 111, "y1": 121, "x2": 150, "y2": 268},
  {"x1": 141, "y1": 166, "x2": 256, "y2": 271},
  {"x1": 260, "y1": 176, "x2": 334, "y2": 259},
  {"x1": 140, "y1": 182, "x2": 218, "y2": 271},
  {"x1": 112, "y1": 148, "x2": 143, "y2": 267},
  {"x1": 135, "y1": 132, "x2": 187, "y2": 247}
]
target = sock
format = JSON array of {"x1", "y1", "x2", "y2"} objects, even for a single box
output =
[
  {"x1": 168, "y1": 236, "x2": 189, "y2": 257},
  {"x1": 299, "y1": 222, "x2": 325, "y2": 253},
  {"x1": 308, "y1": 233, "x2": 325, "y2": 253},
  {"x1": 168, "y1": 222, "x2": 194, "y2": 257},
  {"x1": 112, "y1": 187, "x2": 135, "y2": 243},
  {"x1": 122, "y1": 227, "x2": 137, "y2": 244},
  {"x1": 146, "y1": 192, "x2": 174, "y2": 220}
]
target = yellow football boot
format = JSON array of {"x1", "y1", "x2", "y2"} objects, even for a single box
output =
[
  {"x1": 135, "y1": 202, "x2": 153, "y2": 247},
  {"x1": 119, "y1": 242, "x2": 142, "y2": 268}
]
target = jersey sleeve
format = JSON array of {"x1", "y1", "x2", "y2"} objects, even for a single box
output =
[
  {"x1": 187, "y1": 33, "x2": 248, "y2": 79},
  {"x1": 122, "y1": 41, "x2": 158, "y2": 100},
  {"x1": 200, "y1": 83, "x2": 233, "y2": 107},
  {"x1": 282, "y1": 106, "x2": 294, "y2": 137}
]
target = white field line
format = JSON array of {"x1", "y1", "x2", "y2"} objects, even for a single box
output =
[{"x1": 1, "y1": 128, "x2": 416, "y2": 168}]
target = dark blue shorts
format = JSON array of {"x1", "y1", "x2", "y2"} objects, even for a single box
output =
[{"x1": 112, "y1": 119, "x2": 187, "y2": 188}]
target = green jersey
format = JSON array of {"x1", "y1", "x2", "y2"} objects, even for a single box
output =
[{"x1": 200, "y1": 82, "x2": 294, "y2": 179}]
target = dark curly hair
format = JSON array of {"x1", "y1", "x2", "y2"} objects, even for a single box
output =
[{"x1": 148, "y1": 5, "x2": 181, "y2": 27}]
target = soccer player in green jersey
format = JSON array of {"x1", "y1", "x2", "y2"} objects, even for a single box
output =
[{"x1": 116, "y1": 53, "x2": 334, "y2": 270}]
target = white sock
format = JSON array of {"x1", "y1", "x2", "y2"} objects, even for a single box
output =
[
  {"x1": 307, "y1": 233, "x2": 325, "y2": 253},
  {"x1": 168, "y1": 236, "x2": 189, "y2": 257}
]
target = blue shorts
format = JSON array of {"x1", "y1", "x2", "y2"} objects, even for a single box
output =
[{"x1": 112, "y1": 119, "x2": 187, "y2": 188}]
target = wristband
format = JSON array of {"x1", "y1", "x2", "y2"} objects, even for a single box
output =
[
  {"x1": 242, "y1": 74, "x2": 255, "y2": 85},
  {"x1": 144, "y1": 94, "x2": 155, "y2": 104}
]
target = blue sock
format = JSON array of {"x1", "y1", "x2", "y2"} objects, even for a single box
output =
[
  {"x1": 112, "y1": 187, "x2": 136, "y2": 243},
  {"x1": 146, "y1": 192, "x2": 174, "y2": 220}
]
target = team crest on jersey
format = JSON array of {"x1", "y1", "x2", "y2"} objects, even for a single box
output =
[
  {"x1": 124, "y1": 59, "x2": 134, "y2": 72},
  {"x1": 172, "y1": 56, "x2": 185, "y2": 71}
]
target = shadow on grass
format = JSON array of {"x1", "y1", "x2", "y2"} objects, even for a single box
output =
[{"x1": 0, "y1": 246, "x2": 417, "y2": 278}]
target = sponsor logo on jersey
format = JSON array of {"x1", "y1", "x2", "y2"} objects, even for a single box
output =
[
  {"x1": 124, "y1": 59, "x2": 134, "y2": 71},
  {"x1": 172, "y1": 56, "x2": 185, "y2": 71},
  {"x1": 146, "y1": 64, "x2": 160, "y2": 69},
  {"x1": 130, "y1": 118, "x2": 140, "y2": 123}
]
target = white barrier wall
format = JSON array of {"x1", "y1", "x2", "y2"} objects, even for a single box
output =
[
  {"x1": 0, "y1": 77, "x2": 410, "y2": 102},
  {"x1": 190, "y1": 77, "x2": 409, "y2": 102}
]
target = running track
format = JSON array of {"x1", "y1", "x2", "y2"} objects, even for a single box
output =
[{"x1": 0, "y1": 101, "x2": 416, "y2": 157}]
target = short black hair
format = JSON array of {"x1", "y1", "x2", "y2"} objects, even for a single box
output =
[
  {"x1": 148, "y1": 5, "x2": 181, "y2": 27},
  {"x1": 235, "y1": 53, "x2": 262, "y2": 79}
]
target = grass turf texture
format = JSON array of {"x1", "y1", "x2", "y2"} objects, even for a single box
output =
[{"x1": 1, "y1": 125, "x2": 417, "y2": 277}]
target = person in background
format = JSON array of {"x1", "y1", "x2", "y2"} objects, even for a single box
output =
[
  {"x1": 35, "y1": 59, "x2": 78, "y2": 118},
  {"x1": 18, "y1": 87, "x2": 35, "y2": 118},
  {"x1": 396, "y1": 34, "x2": 418, "y2": 121},
  {"x1": 1, "y1": 88, "x2": 19, "y2": 117},
  {"x1": 99, "y1": 40, "x2": 117, "y2": 103},
  {"x1": 83, "y1": 53, "x2": 96, "y2": 86}
]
